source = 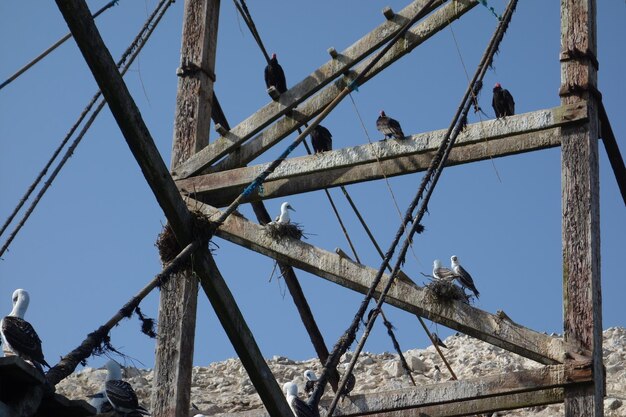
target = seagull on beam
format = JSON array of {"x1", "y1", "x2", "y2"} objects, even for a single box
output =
[{"x1": 450, "y1": 255, "x2": 480, "y2": 299}]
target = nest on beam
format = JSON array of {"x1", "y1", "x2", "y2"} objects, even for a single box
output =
[
  {"x1": 425, "y1": 279, "x2": 470, "y2": 304},
  {"x1": 155, "y1": 210, "x2": 216, "y2": 267},
  {"x1": 264, "y1": 221, "x2": 306, "y2": 241}
]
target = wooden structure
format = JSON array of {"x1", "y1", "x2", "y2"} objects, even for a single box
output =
[{"x1": 45, "y1": 0, "x2": 616, "y2": 416}]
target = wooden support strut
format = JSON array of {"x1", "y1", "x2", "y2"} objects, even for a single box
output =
[
  {"x1": 52, "y1": 2, "x2": 294, "y2": 417},
  {"x1": 188, "y1": 199, "x2": 565, "y2": 365},
  {"x1": 171, "y1": 0, "x2": 461, "y2": 179},
  {"x1": 176, "y1": 103, "x2": 588, "y2": 206},
  {"x1": 560, "y1": 0, "x2": 604, "y2": 416}
]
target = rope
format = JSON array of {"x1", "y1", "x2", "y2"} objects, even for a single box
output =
[
  {"x1": 0, "y1": 0, "x2": 173, "y2": 258},
  {"x1": 232, "y1": 0, "x2": 271, "y2": 64},
  {"x1": 45, "y1": 240, "x2": 202, "y2": 387},
  {"x1": 318, "y1": 1, "x2": 519, "y2": 413},
  {"x1": 0, "y1": 0, "x2": 121, "y2": 92}
]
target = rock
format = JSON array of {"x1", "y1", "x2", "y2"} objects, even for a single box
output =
[
  {"x1": 606, "y1": 398, "x2": 622, "y2": 410},
  {"x1": 406, "y1": 354, "x2": 428, "y2": 373},
  {"x1": 383, "y1": 360, "x2": 403, "y2": 377}
]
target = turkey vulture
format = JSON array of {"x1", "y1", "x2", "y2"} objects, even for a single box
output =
[
  {"x1": 376, "y1": 110, "x2": 405, "y2": 139},
  {"x1": 310, "y1": 125, "x2": 332, "y2": 153},
  {"x1": 492, "y1": 83, "x2": 515, "y2": 118},
  {"x1": 264, "y1": 53, "x2": 287, "y2": 95},
  {"x1": 450, "y1": 255, "x2": 480, "y2": 299}
]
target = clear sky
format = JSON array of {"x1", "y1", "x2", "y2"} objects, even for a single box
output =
[{"x1": 1, "y1": 1, "x2": 624, "y2": 374}]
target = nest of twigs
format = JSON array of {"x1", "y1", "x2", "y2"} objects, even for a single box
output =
[
  {"x1": 155, "y1": 211, "x2": 215, "y2": 266},
  {"x1": 264, "y1": 221, "x2": 305, "y2": 241},
  {"x1": 425, "y1": 279, "x2": 470, "y2": 304}
]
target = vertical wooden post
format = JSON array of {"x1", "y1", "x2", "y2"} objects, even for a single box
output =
[
  {"x1": 560, "y1": 1, "x2": 603, "y2": 416},
  {"x1": 152, "y1": 1, "x2": 219, "y2": 416}
]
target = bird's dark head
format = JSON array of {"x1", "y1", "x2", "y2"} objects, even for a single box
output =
[
  {"x1": 493, "y1": 82, "x2": 502, "y2": 91},
  {"x1": 271, "y1": 53, "x2": 277, "y2": 60},
  {"x1": 379, "y1": 110, "x2": 386, "y2": 117}
]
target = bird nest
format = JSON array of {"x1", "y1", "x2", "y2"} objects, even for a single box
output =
[
  {"x1": 425, "y1": 279, "x2": 470, "y2": 304},
  {"x1": 155, "y1": 211, "x2": 215, "y2": 266},
  {"x1": 264, "y1": 221, "x2": 305, "y2": 241}
]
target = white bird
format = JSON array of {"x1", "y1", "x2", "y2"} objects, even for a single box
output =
[
  {"x1": 102, "y1": 360, "x2": 150, "y2": 416},
  {"x1": 450, "y1": 255, "x2": 480, "y2": 299},
  {"x1": 432, "y1": 259, "x2": 457, "y2": 281},
  {"x1": 276, "y1": 202, "x2": 296, "y2": 224},
  {"x1": 303, "y1": 369, "x2": 317, "y2": 397},
  {"x1": 1, "y1": 289, "x2": 49, "y2": 371},
  {"x1": 283, "y1": 381, "x2": 319, "y2": 417}
]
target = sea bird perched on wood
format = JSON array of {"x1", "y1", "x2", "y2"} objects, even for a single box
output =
[
  {"x1": 492, "y1": 83, "x2": 515, "y2": 118},
  {"x1": 450, "y1": 255, "x2": 480, "y2": 299},
  {"x1": 376, "y1": 110, "x2": 405, "y2": 139},
  {"x1": 275, "y1": 202, "x2": 296, "y2": 224},
  {"x1": 432, "y1": 332, "x2": 448, "y2": 349},
  {"x1": 432, "y1": 259, "x2": 457, "y2": 281},
  {"x1": 1, "y1": 289, "x2": 50, "y2": 372},
  {"x1": 303, "y1": 369, "x2": 318, "y2": 398},
  {"x1": 310, "y1": 125, "x2": 332, "y2": 154},
  {"x1": 264, "y1": 53, "x2": 287, "y2": 97},
  {"x1": 102, "y1": 360, "x2": 150, "y2": 416},
  {"x1": 283, "y1": 381, "x2": 319, "y2": 417}
]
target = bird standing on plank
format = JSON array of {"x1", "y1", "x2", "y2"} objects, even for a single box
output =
[
  {"x1": 432, "y1": 259, "x2": 457, "y2": 281},
  {"x1": 492, "y1": 83, "x2": 515, "y2": 118},
  {"x1": 283, "y1": 381, "x2": 319, "y2": 417},
  {"x1": 303, "y1": 369, "x2": 317, "y2": 398},
  {"x1": 450, "y1": 255, "x2": 480, "y2": 299},
  {"x1": 102, "y1": 360, "x2": 150, "y2": 416},
  {"x1": 275, "y1": 202, "x2": 296, "y2": 224},
  {"x1": 376, "y1": 110, "x2": 405, "y2": 139},
  {"x1": 264, "y1": 53, "x2": 287, "y2": 97},
  {"x1": 310, "y1": 125, "x2": 332, "y2": 154},
  {"x1": 1, "y1": 289, "x2": 50, "y2": 372}
]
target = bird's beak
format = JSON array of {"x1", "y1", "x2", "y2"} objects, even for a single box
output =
[{"x1": 288, "y1": 206, "x2": 295, "y2": 212}]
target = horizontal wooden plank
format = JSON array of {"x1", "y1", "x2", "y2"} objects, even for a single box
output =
[
  {"x1": 189, "y1": 199, "x2": 565, "y2": 364},
  {"x1": 171, "y1": 0, "x2": 447, "y2": 178},
  {"x1": 177, "y1": 103, "x2": 588, "y2": 206}
]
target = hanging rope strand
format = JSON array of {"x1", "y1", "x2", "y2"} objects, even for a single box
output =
[
  {"x1": 317, "y1": 1, "x2": 518, "y2": 413},
  {"x1": 0, "y1": 0, "x2": 173, "y2": 257},
  {"x1": 0, "y1": 0, "x2": 121, "y2": 92}
]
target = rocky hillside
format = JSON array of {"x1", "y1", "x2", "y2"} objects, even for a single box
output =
[{"x1": 57, "y1": 327, "x2": 626, "y2": 416}]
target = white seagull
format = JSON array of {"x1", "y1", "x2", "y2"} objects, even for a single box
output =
[
  {"x1": 102, "y1": 360, "x2": 150, "y2": 416},
  {"x1": 1, "y1": 289, "x2": 50, "y2": 371},
  {"x1": 432, "y1": 259, "x2": 457, "y2": 281},
  {"x1": 450, "y1": 255, "x2": 480, "y2": 299},
  {"x1": 283, "y1": 381, "x2": 319, "y2": 417},
  {"x1": 303, "y1": 369, "x2": 317, "y2": 397},
  {"x1": 275, "y1": 202, "x2": 296, "y2": 224}
]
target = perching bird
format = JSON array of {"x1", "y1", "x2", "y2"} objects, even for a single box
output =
[
  {"x1": 492, "y1": 83, "x2": 515, "y2": 118},
  {"x1": 283, "y1": 381, "x2": 319, "y2": 417},
  {"x1": 275, "y1": 202, "x2": 296, "y2": 224},
  {"x1": 341, "y1": 371, "x2": 356, "y2": 401},
  {"x1": 303, "y1": 369, "x2": 317, "y2": 397},
  {"x1": 450, "y1": 255, "x2": 480, "y2": 299},
  {"x1": 102, "y1": 360, "x2": 150, "y2": 416},
  {"x1": 264, "y1": 53, "x2": 287, "y2": 96},
  {"x1": 1, "y1": 289, "x2": 50, "y2": 372},
  {"x1": 310, "y1": 125, "x2": 332, "y2": 154},
  {"x1": 431, "y1": 332, "x2": 448, "y2": 349},
  {"x1": 376, "y1": 110, "x2": 405, "y2": 139},
  {"x1": 432, "y1": 259, "x2": 457, "y2": 281}
]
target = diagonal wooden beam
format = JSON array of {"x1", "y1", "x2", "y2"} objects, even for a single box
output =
[
  {"x1": 199, "y1": 362, "x2": 592, "y2": 417},
  {"x1": 177, "y1": 103, "x2": 587, "y2": 206},
  {"x1": 53, "y1": 2, "x2": 293, "y2": 416},
  {"x1": 189, "y1": 199, "x2": 565, "y2": 364},
  {"x1": 172, "y1": 0, "x2": 478, "y2": 179}
]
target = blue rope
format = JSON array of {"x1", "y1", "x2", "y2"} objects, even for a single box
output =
[{"x1": 479, "y1": 0, "x2": 501, "y2": 20}]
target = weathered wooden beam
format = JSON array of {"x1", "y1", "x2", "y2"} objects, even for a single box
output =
[
  {"x1": 172, "y1": 0, "x2": 476, "y2": 179},
  {"x1": 53, "y1": 2, "x2": 293, "y2": 416},
  {"x1": 334, "y1": 363, "x2": 591, "y2": 416},
  {"x1": 177, "y1": 104, "x2": 587, "y2": 206},
  {"x1": 560, "y1": 0, "x2": 603, "y2": 416},
  {"x1": 190, "y1": 199, "x2": 565, "y2": 364},
  {"x1": 153, "y1": 0, "x2": 219, "y2": 416}
]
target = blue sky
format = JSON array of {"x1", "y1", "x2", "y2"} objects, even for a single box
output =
[{"x1": 1, "y1": 1, "x2": 624, "y2": 373}]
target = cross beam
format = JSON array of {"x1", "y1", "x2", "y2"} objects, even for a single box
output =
[
  {"x1": 53, "y1": 2, "x2": 292, "y2": 416},
  {"x1": 177, "y1": 103, "x2": 587, "y2": 206},
  {"x1": 189, "y1": 199, "x2": 565, "y2": 364},
  {"x1": 172, "y1": 0, "x2": 478, "y2": 179}
]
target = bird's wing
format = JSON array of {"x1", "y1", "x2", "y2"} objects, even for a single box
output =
[
  {"x1": 376, "y1": 116, "x2": 386, "y2": 132},
  {"x1": 456, "y1": 265, "x2": 480, "y2": 297},
  {"x1": 1, "y1": 316, "x2": 48, "y2": 367},
  {"x1": 435, "y1": 266, "x2": 456, "y2": 280},
  {"x1": 389, "y1": 118, "x2": 404, "y2": 137},
  {"x1": 275, "y1": 63, "x2": 287, "y2": 93},
  {"x1": 304, "y1": 380, "x2": 315, "y2": 395},
  {"x1": 343, "y1": 372, "x2": 356, "y2": 395},
  {"x1": 504, "y1": 89, "x2": 515, "y2": 114},
  {"x1": 291, "y1": 397, "x2": 319, "y2": 417},
  {"x1": 105, "y1": 380, "x2": 140, "y2": 412},
  {"x1": 264, "y1": 64, "x2": 272, "y2": 89}
]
